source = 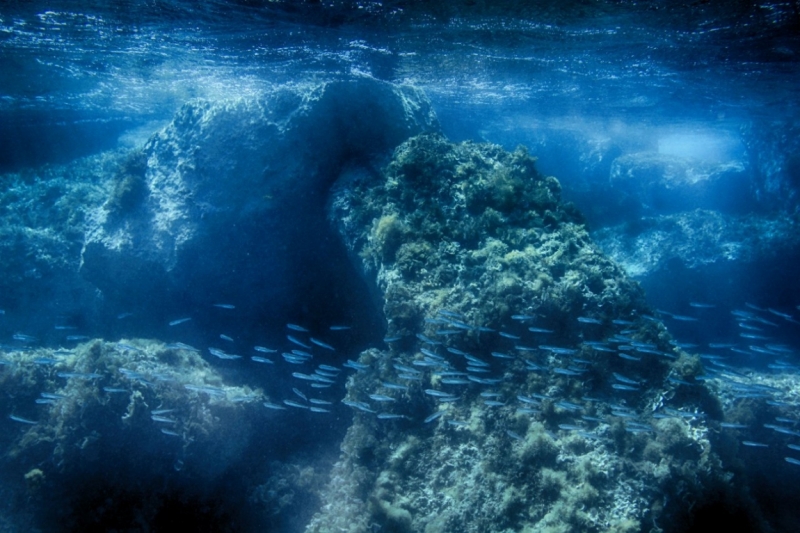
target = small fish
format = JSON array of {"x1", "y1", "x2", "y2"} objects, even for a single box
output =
[
  {"x1": 739, "y1": 322, "x2": 763, "y2": 331},
  {"x1": 540, "y1": 345, "x2": 577, "y2": 355},
  {"x1": 553, "y1": 368, "x2": 580, "y2": 376},
  {"x1": 40, "y1": 392, "x2": 66, "y2": 400},
  {"x1": 416, "y1": 333, "x2": 440, "y2": 345},
  {"x1": 506, "y1": 430, "x2": 523, "y2": 440},
  {"x1": 254, "y1": 346, "x2": 277, "y2": 353},
  {"x1": 117, "y1": 312, "x2": 133, "y2": 319},
  {"x1": 424, "y1": 411, "x2": 445, "y2": 423},
  {"x1": 368, "y1": 394, "x2": 396, "y2": 402},
  {"x1": 287, "y1": 323, "x2": 309, "y2": 332},
  {"x1": 263, "y1": 401, "x2": 287, "y2": 410},
  {"x1": 785, "y1": 457, "x2": 800, "y2": 466},
  {"x1": 577, "y1": 317, "x2": 602, "y2": 325},
  {"x1": 377, "y1": 413, "x2": 406, "y2": 420},
  {"x1": 219, "y1": 334, "x2": 234, "y2": 342},
  {"x1": 528, "y1": 327, "x2": 554, "y2": 334},
  {"x1": 9, "y1": 415, "x2": 36, "y2": 424},
  {"x1": 309, "y1": 407, "x2": 331, "y2": 413},
  {"x1": 689, "y1": 302, "x2": 716, "y2": 308},
  {"x1": 287, "y1": 335, "x2": 311, "y2": 349},
  {"x1": 309, "y1": 398, "x2": 333, "y2": 405},
  {"x1": 12, "y1": 333, "x2": 36, "y2": 342},
  {"x1": 424, "y1": 389, "x2": 456, "y2": 398},
  {"x1": 341, "y1": 400, "x2": 375, "y2": 413},
  {"x1": 169, "y1": 342, "x2": 200, "y2": 352},
  {"x1": 116, "y1": 343, "x2": 142, "y2": 352},
  {"x1": 741, "y1": 441, "x2": 769, "y2": 447},
  {"x1": 169, "y1": 318, "x2": 192, "y2": 326},
  {"x1": 283, "y1": 399, "x2": 308, "y2": 409},
  {"x1": 213, "y1": 304, "x2": 236, "y2": 309},
  {"x1": 329, "y1": 325, "x2": 351, "y2": 331},
  {"x1": 309, "y1": 338, "x2": 335, "y2": 351},
  {"x1": 343, "y1": 360, "x2": 368, "y2": 370},
  {"x1": 57, "y1": 372, "x2": 102, "y2": 379},
  {"x1": 441, "y1": 378, "x2": 471, "y2": 385},
  {"x1": 498, "y1": 332, "x2": 521, "y2": 340},
  {"x1": 464, "y1": 354, "x2": 489, "y2": 367},
  {"x1": 613, "y1": 372, "x2": 640, "y2": 385},
  {"x1": 670, "y1": 315, "x2": 698, "y2": 322},
  {"x1": 292, "y1": 388, "x2": 308, "y2": 401},
  {"x1": 151, "y1": 415, "x2": 178, "y2": 424},
  {"x1": 768, "y1": 308, "x2": 793, "y2": 320},
  {"x1": 251, "y1": 356, "x2": 274, "y2": 364}
]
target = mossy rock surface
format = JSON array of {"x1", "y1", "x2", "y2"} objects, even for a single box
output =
[{"x1": 313, "y1": 134, "x2": 749, "y2": 533}]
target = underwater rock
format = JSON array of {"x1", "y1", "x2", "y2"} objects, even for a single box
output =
[
  {"x1": 593, "y1": 209, "x2": 800, "y2": 276},
  {"x1": 81, "y1": 77, "x2": 439, "y2": 314},
  {"x1": 609, "y1": 152, "x2": 751, "y2": 217},
  {"x1": 0, "y1": 151, "x2": 125, "y2": 342},
  {"x1": 742, "y1": 120, "x2": 800, "y2": 211},
  {"x1": 1, "y1": 339, "x2": 265, "y2": 530},
  {"x1": 309, "y1": 134, "x2": 746, "y2": 533},
  {"x1": 592, "y1": 209, "x2": 800, "y2": 312}
]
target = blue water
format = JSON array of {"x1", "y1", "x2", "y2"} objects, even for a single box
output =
[{"x1": 1, "y1": 2, "x2": 800, "y2": 532}]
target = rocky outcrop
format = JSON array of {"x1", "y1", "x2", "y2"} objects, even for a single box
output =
[
  {"x1": 308, "y1": 135, "x2": 745, "y2": 533},
  {"x1": 81, "y1": 77, "x2": 439, "y2": 320}
]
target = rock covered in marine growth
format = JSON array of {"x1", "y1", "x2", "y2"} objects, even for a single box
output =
[
  {"x1": 0, "y1": 152, "x2": 124, "y2": 342},
  {"x1": 309, "y1": 134, "x2": 753, "y2": 533},
  {"x1": 81, "y1": 77, "x2": 439, "y2": 314},
  {"x1": 1, "y1": 339, "x2": 264, "y2": 530}
]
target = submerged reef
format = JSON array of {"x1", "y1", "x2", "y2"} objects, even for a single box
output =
[
  {"x1": 310, "y1": 134, "x2": 757, "y2": 533},
  {"x1": 0, "y1": 339, "x2": 265, "y2": 530},
  {"x1": 2, "y1": 79, "x2": 797, "y2": 532}
]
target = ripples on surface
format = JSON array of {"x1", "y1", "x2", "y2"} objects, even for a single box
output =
[{"x1": 1, "y1": 0, "x2": 797, "y2": 124}]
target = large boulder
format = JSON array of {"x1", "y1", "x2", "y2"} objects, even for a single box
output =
[
  {"x1": 80, "y1": 77, "x2": 439, "y2": 328},
  {"x1": 307, "y1": 134, "x2": 747, "y2": 533}
]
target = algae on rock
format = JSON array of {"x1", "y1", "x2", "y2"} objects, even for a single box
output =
[{"x1": 312, "y1": 134, "x2": 749, "y2": 533}]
